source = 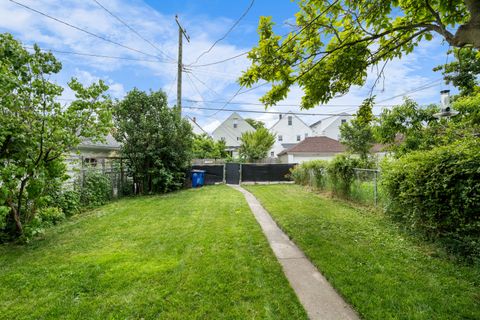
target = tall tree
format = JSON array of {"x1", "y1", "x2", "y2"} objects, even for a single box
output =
[
  {"x1": 0, "y1": 34, "x2": 112, "y2": 237},
  {"x1": 434, "y1": 47, "x2": 480, "y2": 96},
  {"x1": 340, "y1": 98, "x2": 376, "y2": 161},
  {"x1": 239, "y1": 1, "x2": 480, "y2": 109},
  {"x1": 114, "y1": 89, "x2": 193, "y2": 194},
  {"x1": 239, "y1": 128, "x2": 276, "y2": 162}
]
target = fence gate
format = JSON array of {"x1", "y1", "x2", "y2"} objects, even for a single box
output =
[{"x1": 225, "y1": 163, "x2": 240, "y2": 184}]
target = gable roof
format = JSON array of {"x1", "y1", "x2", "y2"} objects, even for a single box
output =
[
  {"x1": 270, "y1": 111, "x2": 311, "y2": 131},
  {"x1": 278, "y1": 136, "x2": 345, "y2": 155},
  {"x1": 212, "y1": 112, "x2": 255, "y2": 134},
  {"x1": 79, "y1": 133, "x2": 121, "y2": 151},
  {"x1": 310, "y1": 112, "x2": 350, "y2": 130},
  {"x1": 186, "y1": 116, "x2": 208, "y2": 135}
]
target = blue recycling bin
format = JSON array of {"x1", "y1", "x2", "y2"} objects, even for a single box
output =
[{"x1": 191, "y1": 170, "x2": 206, "y2": 188}]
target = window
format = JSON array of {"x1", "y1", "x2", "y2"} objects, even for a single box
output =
[
  {"x1": 84, "y1": 158, "x2": 98, "y2": 167},
  {"x1": 296, "y1": 135, "x2": 301, "y2": 141},
  {"x1": 288, "y1": 116, "x2": 292, "y2": 125},
  {"x1": 233, "y1": 118, "x2": 238, "y2": 128},
  {"x1": 236, "y1": 137, "x2": 240, "y2": 141},
  {"x1": 305, "y1": 133, "x2": 308, "y2": 138},
  {"x1": 279, "y1": 114, "x2": 283, "y2": 120},
  {"x1": 270, "y1": 151, "x2": 274, "y2": 157},
  {"x1": 341, "y1": 119, "x2": 347, "y2": 124},
  {"x1": 220, "y1": 137, "x2": 226, "y2": 142},
  {"x1": 278, "y1": 135, "x2": 283, "y2": 141}
]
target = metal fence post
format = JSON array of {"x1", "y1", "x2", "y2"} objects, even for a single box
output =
[{"x1": 374, "y1": 170, "x2": 378, "y2": 206}]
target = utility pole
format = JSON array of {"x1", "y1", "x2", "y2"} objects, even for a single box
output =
[{"x1": 175, "y1": 15, "x2": 190, "y2": 115}]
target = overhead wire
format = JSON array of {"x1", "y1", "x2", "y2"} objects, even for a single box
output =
[
  {"x1": 92, "y1": 0, "x2": 175, "y2": 62},
  {"x1": 9, "y1": 0, "x2": 169, "y2": 61},
  {"x1": 189, "y1": 0, "x2": 255, "y2": 65}
]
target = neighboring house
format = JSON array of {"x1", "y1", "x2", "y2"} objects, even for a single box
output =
[
  {"x1": 187, "y1": 116, "x2": 208, "y2": 136},
  {"x1": 211, "y1": 112, "x2": 255, "y2": 156},
  {"x1": 278, "y1": 136, "x2": 388, "y2": 163},
  {"x1": 278, "y1": 136, "x2": 346, "y2": 163},
  {"x1": 67, "y1": 133, "x2": 121, "y2": 176},
  {"x1": 269, "y1": 112, "x2": 313, "y2": 158},
  {"x1": 310, "y1": 112, "x2": 351, "y2": 140}
]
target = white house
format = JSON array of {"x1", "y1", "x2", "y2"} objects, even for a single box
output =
[
  {"x1": 187, "y1": 116, "x2": 208, "y2": 136},
  {"x1": 278, "y1": 136, "x2": 346, "y2": 163},
  {"x1": 269, "y1": 112, "x2": 313, "y2": 158},
  {"x1": 310, "y1": 112, "x2": 351, "y2": 140},
  {"x1": 211, "y1": 112, "x2": 255, "y2": 156}
]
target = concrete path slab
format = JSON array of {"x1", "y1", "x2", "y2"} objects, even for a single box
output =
[{"x1": 230, "y1": 184, "x2": 359, "y2": 320}]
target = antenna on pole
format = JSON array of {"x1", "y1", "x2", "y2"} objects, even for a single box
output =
[{"x1": 175, "y1": 15, "x2": 190, "y2": 115}]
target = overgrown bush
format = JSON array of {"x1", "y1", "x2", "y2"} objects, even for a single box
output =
[
  {"x1": 327, "y1": 154, "x2": 359, "y2": 197},
  {"x1": 381, "y1": 139, "x2": 480, "y2": 260},
  {"x1": 80, "y1": 171, "x2": 112, "y2": 207},
  {"x1": 55, "y1": 190, "x2": 81, "y2": 217},
  {"x1": 289, "y1": 160, "x2": 328, "y2": 188}
]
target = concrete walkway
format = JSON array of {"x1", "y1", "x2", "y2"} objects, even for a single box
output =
[{"x1": 230, "y1": 185, "x2": 359, "y2": 320}]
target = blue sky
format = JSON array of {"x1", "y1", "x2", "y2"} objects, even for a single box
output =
[{"x1": 1, "y1": 0, "x2": 452, "y2": 132}]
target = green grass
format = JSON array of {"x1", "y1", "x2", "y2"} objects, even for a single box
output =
[
  {"x1": 244, "y1": 184, "x2": 480, "y2": 320},
  {"x1": 0, "y1": 185, "x2": 307, "y2": 320}
]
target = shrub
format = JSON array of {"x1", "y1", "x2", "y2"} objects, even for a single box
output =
[
  {"x1": 55, "y1": 190, "x2": 81, "y2": 217},
  {"x1": 38, "y1": 207, "x2": 65, "y2": 226},
  {"x1": 80, "y1": 171, "x2": 112, "y2": 207},
  {"x1": 289, "y1": 160, "x2": 328, "y2": 188},
  {"x1": 381, "y1": 139, "x2": 480, "y2": 260},
  {"x1": 327, "y1": 154, "x2": 359, "y2": 197}
]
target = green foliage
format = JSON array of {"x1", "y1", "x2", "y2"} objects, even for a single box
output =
[
  {"x1": 434, "y1": 48, "x2": 480, "y2": 96},
  {"x1": 381, "y1": 139, "x2": 480, "y2": 260},
  {"x1": 114, "y1": 89, "x2": 193, "y2": 194},
  {"x1": 327, "y1": 154, "x2": 359, "y2": 197},
  {"x1": 38, "y1": 207, "x2": 65, "y2": 226},
  {"x1": 239, "y1": 127, "x2": 276, "y2": 162},
  {"x1": 245, "y1": 118, "x2": 265, "y2": 129},
  {"x1": 54, "y1": 190, "x2": 81, "y2": 217},
  {"x1": 375, "y1": 99, "x2": 441, "y2": 157},
  {"x1": 0, "y1": 33, "x2": 112, "y2": 238},
  {"x1": 289, "y1": 160, "x2": 328, "y2": 189},
  {"x1": 192, "y1": 134, "x2": 228, "y2": 159},
  {"x1": 79, "y1": 171, "x2": 112, "y2": 207},
  {"x1": 340, "y1": 98, "x2": 376, "y2": 160},
  {"x1": 239, "y1": 1, "x2": 476, "y2": 108}
]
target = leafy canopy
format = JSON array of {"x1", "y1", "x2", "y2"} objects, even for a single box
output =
[
  {"x1": 239, "y1": 127, "x2": 276, "y2": 162},
  {"x1": 192, "y1": 134, "x2": 228, "y2": 159},
  {"x1": 114, "y1": 89, "x2": 193, "y2": 194},
  {"x1": 240, "y1": 0, "x2": 479, "y2": 109},
  {"x1": 0, "y1": 33, "x2": 112, "y2": 237}
]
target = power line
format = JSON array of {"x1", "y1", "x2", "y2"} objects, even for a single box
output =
[
  {"x1": 188, "y1": 51, "x2": 249, "y2": 68},
  {"x1": 23, "y1": 46, "x2": 175, "y2": 64},
  {"x1": 377, "y1": 79, "x2": 443, "y2": 103},
  {"x1": 182, "y1": 98, "x2": 395, "y2": 107},
  {"x1": 10, "y1": 0, "x2": 167, "y2": 61},
  {"x1": 189, "y1": 0, "x2": 255, "y2": 65},
  {"x1": 182, "y1": 105, "x2": 365, "y2": 117},
  {"x1": 92, "y1": 0, "x2": 175, "y2": 62}
]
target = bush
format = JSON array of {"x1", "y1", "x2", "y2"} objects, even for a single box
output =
[
  {"x1": 381, "y1": 139, "x2": 480, "y2": 260},
  {"x1": 55, "y1": 190, "x2": 81, "y2": 217},
  {"x1": 289, "y1": 160, "x2": 328, "y2": 188},
  {"x1": 80, "y1": 171, "x2": 112, "y2": 207},
  {"x1": 38, "y1": 207, "x2": 65, "y2": 226},
  {"x1": 327, "y1": 154, "x2": 359, "y2": 197}
]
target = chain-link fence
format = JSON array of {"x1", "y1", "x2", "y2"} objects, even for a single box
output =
[{"x1": 351, "y1": 168, "x2": 382, "y2": 206}]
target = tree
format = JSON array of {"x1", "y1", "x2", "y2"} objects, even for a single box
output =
[
  {"x1": 340, "y1": 99, "x2": 376, "y2": 161},
  {"x1": 0, "y1": 33, "x2": 112, "y2": 237},
  {"x1": 375, "y1": 99, "x2": 441, "y2": 157},
  {"x1": 238, "y1": 128, "x2": 276, "y2": 162},
  {"x1": 245, "y1": 118, "x2": 265, "y2": 130},
  {"x1": 434, "y1": 47, "x2": 480, "y2": 96},
  {"x1": 114, "y1": 89, "x2": 193, "y2": 194},
  {"x1": 239, "y1": 1, "x2": 480, "y2": 109},
  {"x1": 192, "y1": 134, "x2": 228, "y2": 159}
]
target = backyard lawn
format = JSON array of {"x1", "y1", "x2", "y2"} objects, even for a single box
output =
[
  {"x1": 0, "y1": 185, "x2": 307, "y2": 320},
  {"x1": 244, "y1": 184, "x2": 480, "y2": 320}
]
